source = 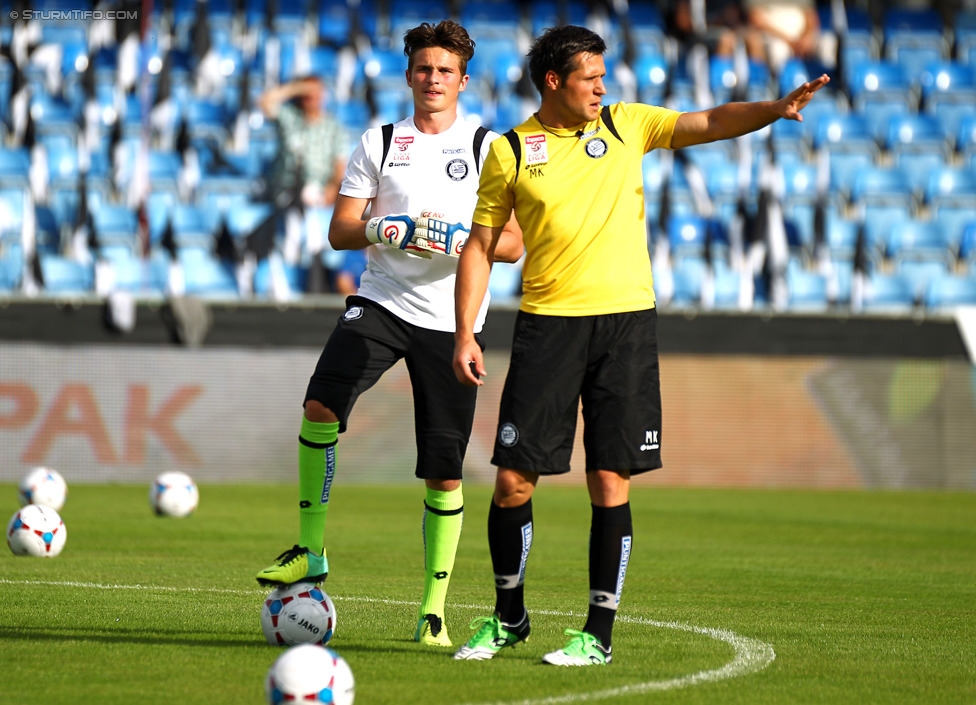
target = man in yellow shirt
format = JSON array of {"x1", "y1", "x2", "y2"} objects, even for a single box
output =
[{"x1": 452, "y1": 24, "x2": 828, "y2": 666}]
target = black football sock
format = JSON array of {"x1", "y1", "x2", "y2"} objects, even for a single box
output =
[
  {"x1": 582, "y1": 502, "x2": 633, "y2": 648},
  {"x1": 488, "y1": 499, "x2": 533, "y2": 625}
]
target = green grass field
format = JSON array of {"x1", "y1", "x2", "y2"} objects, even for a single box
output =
[{"x1": 1, "y1": 482, "x2": 974, "y2": 704}]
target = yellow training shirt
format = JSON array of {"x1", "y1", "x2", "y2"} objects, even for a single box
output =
[{"x1": 475, "y1": 102, "x2": 680, "y2": 316}]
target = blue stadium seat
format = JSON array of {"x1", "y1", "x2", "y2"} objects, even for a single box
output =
[
  {"x1": 253, "y1": 255, "x2": 307, "y2": 297},
  {"x1": 38, "y1": 254, "x2": 95, "y2": 294},
  {"x1": 923, "y1": 273, "x2": 976, "y2": 310},
  {"x1": 923, "y1": 166, "x2": 976, "y2": 209},
  {"x1": 317, "y1": 0, "x2": 352, "y2": 47},
  {"x1": 847, "y1": 61, "x2": 918, "y2": 142},
  {"x1": 883, "y1": 7, "x2": 949, "y2": 77},
  {"x1": 468, "y1": 35, "x2": 523, "y2": 95},
  {"x1": 896, "y1": 259, "x2": 953, "y2": 303},
  {"x1": 0, "y1": 148, "x2": 31, "y2": 190},
  {"x1": 958, "y1": 222, "x2": 976, "y2": 267},
  {"x1": 861, "y1": 272, "x2": 917, "y2": 311},
  {"x1": 0, "y1": 247, "x2": 22, "y2": 290},
  {"x1": 709, "y1": 57, "x2": 772, "y2": 104},
  {"x1": 885, "y1": 220, "x2": 955, "y2": 265},
  {"x1": 669, "y1": 256, "x2": 707, "y2": 307},
  {"x1": 169, "y1": 203, "x2": 220, "y2": 249},
  {"x1": 93, "y1": 205, "x2": 139, "y2": 247},
  {"x1": 389, "y1": 0, "x2": 451, "y2": 42},
  {"x1": 786, "y1": 263, "x2": 830, "y2": 311},
  {"x1": 178, "y1": 248, "x2": 239, "y2": 298},
  {"x1": 225, "y1": 202, "x2": 276, "y2": 240},
  {"x1": 529, "y1": 0, "x2": 588, "y2": 39},
  {"x1": 459, "y1": 0, "x2": 523, "y2": 40},
  {"x1": 667, "y1": 213, "x2": 727, "y2": 265},
  {"x1": 918, "y1": 62, "x2": 976, "y2": 148},
  {"x1": 632, "y1": 51, "x2": 670, "y2": 105},
  {"x1": 104, "y1": 254, "x2": 169, "y2": 296}
]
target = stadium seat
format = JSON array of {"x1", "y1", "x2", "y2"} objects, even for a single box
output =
[
  {"x1": 253, "y1": 255, "x2": 307, "y2": 297},
  {"x1": 0, "y1": 148, "x2": 32, "y2": 189},
  {"x1": 919, "y1": 61, "x2": 976, "y2": 144},
  {"x1": 467, "y1": 35, "x2": 523, "y2": 95},
  {"x1": 787, "y1": 266, "x2": 830, "y2": 311},
  {"x1": 632, "y1": 51, "x2": 670, "y2": 105},
  {"x1": 860, "y1": 272, "x2": 917, "y2": 311},
  {"x1": 885, "y1": 220, "x2": 954, "y2": 265},
  {"x1": 956, "y1": 10, "x2": 976, "y2": 65},
  {"x1": 923, "y1": 273, "x2": 976, "y2": 310},
  {"x1": 709, "y1": 57, "x2": 772, "y2": 104},
  {"x1": 102, "y1": 254, "x2": 169, "y2": 297},
  {"x1": 317, "y1": 0, "x2": 352, "y2": 47},
  {"x1": 669, "y1": 256, "x2": 707, "y2": 307},
  {"x1": 923, "y1": 166, "x2": 976, "y2": 210},
  {"x1": 38, "y1": 253, "x2": 95, "y2": 294},
  {"x1": 459, "y1": 1, "x2": 523, "y2": 40},
  {"x1": 92, "y1": 205, "x2": 139, "y2": 247},
  {"x1": 959, "y1": 221, "x2": 976, "y2": 264},
  {"x1": 178, "y1": 248, "x2": 240, "y2": 298},
  {"x1": 883, "y1": 7, "x2": 949, "y2": 77},
  {"x1": 846, "y1": 61, "x2": 918, "y2": 142},
  {"x1": 0, "y1": 248, "x2": 22, "y2": 290},
  {"x1": 166, "y1": 203, "x2": 220, "y2": 250},
  {"x1": 896, "y1": 259, "x2": 953, "y2": 303}
]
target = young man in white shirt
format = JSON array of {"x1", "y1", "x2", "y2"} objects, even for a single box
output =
[{"x1": 255, "y1": 20, "x2": 523, "y2": 649}]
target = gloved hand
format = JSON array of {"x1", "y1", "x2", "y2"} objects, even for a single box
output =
[
  {"x1": 413, "y1": 210, "x2": 470, "y2": 258},
  {"x1": 365, "y1": 214, "x2": 430, "y2": 257}
]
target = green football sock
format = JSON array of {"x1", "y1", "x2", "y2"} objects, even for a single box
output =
[
  {"x1": 419, "y1": 486, "x2": 464, "y2": 618},
  {"x1": 297, "y1": 417, "x2": 339, "y2": 558}
]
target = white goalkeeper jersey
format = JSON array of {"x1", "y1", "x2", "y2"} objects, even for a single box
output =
[{"x1": 339, "y1": 115, "x2": 497, "y2": 333}]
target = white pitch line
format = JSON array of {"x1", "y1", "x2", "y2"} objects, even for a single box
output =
[{"x1": 0, "y1": 579, "x2": 775, "y2": 702}]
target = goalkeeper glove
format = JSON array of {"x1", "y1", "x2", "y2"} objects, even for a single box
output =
[
  {"x1": 413, "y1": 211, "x2": 470, "y2": 258},
  {"x1": 365, "y1": 214, "x2": 429, "y2": 257}
]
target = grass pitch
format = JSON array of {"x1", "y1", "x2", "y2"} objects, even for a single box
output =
[{"x1": 1, "y1": 483, "x2": 974, "y2": 704}]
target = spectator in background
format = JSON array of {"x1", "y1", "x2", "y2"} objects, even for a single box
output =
[
  {"x1": 742, "y1": 0, "x2": 835, "y2": 75},
  {"x1": 259, "y1": 75, "x2": 348, "y2": 208}
]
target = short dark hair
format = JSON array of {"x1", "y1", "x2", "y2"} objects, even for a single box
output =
[
  {"x1": 403, "y1": 20, "x2": 476, "y2": 75},
  {"x1": 527, "y1": 25, "x2": 606, "y2": 94}
]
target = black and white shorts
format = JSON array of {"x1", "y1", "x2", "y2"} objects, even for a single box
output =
[
  {"x1": 491, "y1": 307, "x2": 662, "y2": 476},
  {"x1": 305, "y1": 296, "x2": 484, "y2": 480}
]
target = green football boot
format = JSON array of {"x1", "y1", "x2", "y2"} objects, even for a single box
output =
[
  {"x1": 541, "y1": 629, "x2": 612, "y2": 666},
  {"x1": 255, "y1": 545, "x2": 328, "y2": 587},
  {"x1": 453, "y1": 614, "x2": 530, "y2": 660}
]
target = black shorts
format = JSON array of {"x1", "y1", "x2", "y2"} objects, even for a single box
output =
[
  {"x1": 491, "y1": 308, "x2": 662, "y2": 476},
  {"x1": 305, "y1": 296, "x2": 484, "y2": 481}
]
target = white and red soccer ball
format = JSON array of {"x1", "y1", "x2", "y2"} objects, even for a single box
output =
[
  {"x1": 18, "y1": 466, "x2": 68, "y2": 511},
  {"x1": 261, "y1": 582, "x2": 337, "y2": 646},
  {"x1": 149, "y1": 471, "x2": 199, "y2": 517},
  {"x1": 7, "y1": 504, "x2": 67, "y2": 557},
  {"x1": 265, "y1": 644, "x2": 354, "y2": 705}
]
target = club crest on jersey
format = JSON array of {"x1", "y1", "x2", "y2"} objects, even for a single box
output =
[
  {"x1": 585, "y1": 137, "x2": 608, "y2": 159},
  {"x1": 445, "y1": 158, "x2": 469, "y2": 181},
  {"x1": 525, "y1": 134, "x2": 548, "y2": 166}
]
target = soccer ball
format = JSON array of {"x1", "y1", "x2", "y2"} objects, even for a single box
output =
[
  {"x1": 261, "y1": 582, "x2": 337, "y2": 646},
  {"x1": 149, "y1": 471, "x2": 199, "y2": 517},
  {"x1": 7, "y1": 504, "x2": 67, "y2": 557},
  {"x1": 18, "y1": 466, "x2": 68, "y2": 511},
  {"x1": 265, "y1": 644, "x2": 354, "y2": 705}
]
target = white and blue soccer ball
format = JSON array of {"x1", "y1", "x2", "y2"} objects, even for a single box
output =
[
  {"x1": 261, "y1": 582, "x2": 337, "y2": 646},
  {"x1": 18, "y1": 466, "x2": 68, "y2": 511},
  {"x1": 265, "y1": 644, "x2": 354, "y2": 705},
  {"x1": 7, "y1": 504, "x2": 67, "y2": 557},
  {"x1": 149, "y1": 471, "x2": 199, "y2": 517}
]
